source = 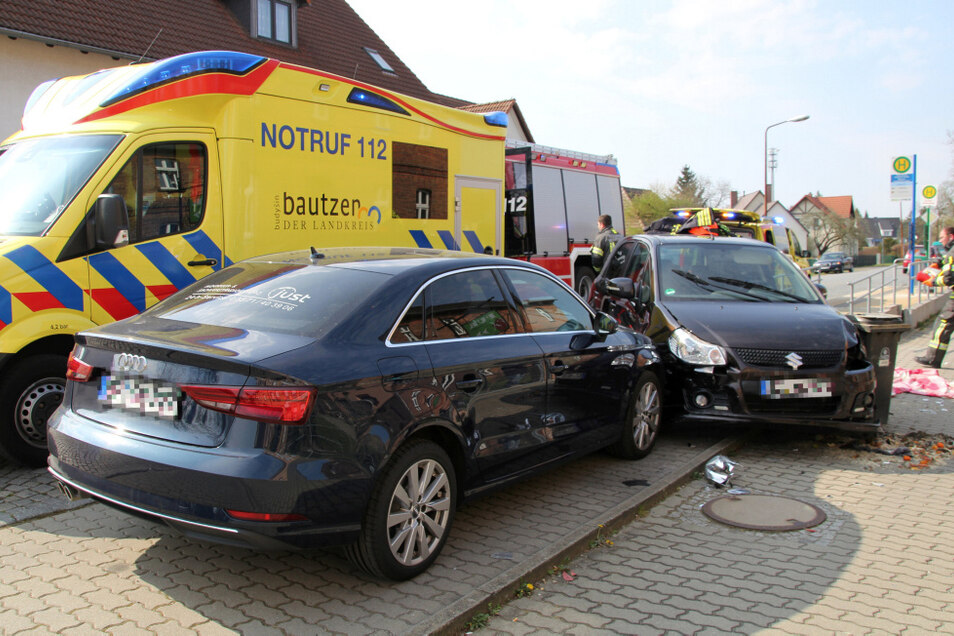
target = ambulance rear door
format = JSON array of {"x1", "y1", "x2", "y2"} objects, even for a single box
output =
[
  {"x1": 455, "y1": 176, "x2": 501, "y2": 255},
  {"x1": 82, "y1": 131, "x2": 225, "y2": 325}
]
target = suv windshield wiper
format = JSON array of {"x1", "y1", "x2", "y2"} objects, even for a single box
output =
[
  {"x1": 671, "y1": 269, "x2": 764, "y2": 301},
  {"x1": 708, "y1": 276, "x2": 809, "y2": 303}
]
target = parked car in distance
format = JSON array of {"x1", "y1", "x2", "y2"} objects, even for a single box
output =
[
  {"x1": 587, "y1": 234, "x2": 877, "y2": 432},
  {"x1": 901, "y1": 248, "x2": 927, "y2": 273},
  {"x1": 810, "y1": 251, "x2": 853, "y2": 274},
  {"x1": 48, "y1": 247, "x2": 661, "y2": 580}
]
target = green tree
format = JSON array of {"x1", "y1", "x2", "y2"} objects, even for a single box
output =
[{"x1": 674, "y1": 165, "x2": 703, "y2": 203}]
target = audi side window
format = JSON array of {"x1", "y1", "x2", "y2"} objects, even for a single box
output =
[
  {"x1": 392, "y1": 293, "x2": 425, "y2": 343},
  {"x1": 503, "y1": 269, "x2": 590, "y2": 333},
  {"x1": 424, "y1": 270, "x2": 515, "y2": 341}
]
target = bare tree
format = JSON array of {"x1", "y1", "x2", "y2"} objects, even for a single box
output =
[{"x1": 803, "y1": 208, "x2": 865, "y2": 255}]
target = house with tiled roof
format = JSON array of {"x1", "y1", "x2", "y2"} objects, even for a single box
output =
[
  {"x1": 0, "y1": 0, "x2": 534, "y2": 140},
  {"x1": 864, "y1": 217, "x2": 902, "y2": 247},
  {"x1": 790, "y1": 194, "x2": 862, "y2": 255}
]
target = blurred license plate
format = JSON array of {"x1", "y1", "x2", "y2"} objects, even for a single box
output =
[
  {"x1": 760, "y1": 378, "x2": 832, "y2": 399},
  {"x1": 99, "y1": 376, "x2": 180, "y2": 418}
]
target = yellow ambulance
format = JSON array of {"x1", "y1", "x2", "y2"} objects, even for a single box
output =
[
  {"x1": 670, "y1": 208, "x2": 811, "y2": 270},
  {"x1": 0, "y1": 50, "x2": 506, "y2": 465}
]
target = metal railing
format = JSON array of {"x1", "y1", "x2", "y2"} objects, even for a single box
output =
[{"x1": 841, "y1": 259, "x2": 942, "y2": 314}]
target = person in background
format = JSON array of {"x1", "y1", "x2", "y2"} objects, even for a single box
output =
[
  {"x1": 916, "y1": 225, "x2": 954, "y2": 368},
  {"x1": 591, "y1": 214, "x2": 619, "y2": 273}
]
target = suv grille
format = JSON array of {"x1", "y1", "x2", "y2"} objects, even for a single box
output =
[{"x1": 734, "y1": 348, "x2": 843, "y2": 369}]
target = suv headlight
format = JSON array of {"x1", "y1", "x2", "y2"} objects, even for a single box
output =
[{"x1": 668, "y1": 328, "x2": 727, "y2": 366}]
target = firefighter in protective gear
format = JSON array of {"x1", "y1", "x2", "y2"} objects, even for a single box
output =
[
  {"x1": 591, "y1": 214, "x2": 619, "y2": 272},
  {"x1": 916, "y1": 226, "x2": 954, "y2": 368}
]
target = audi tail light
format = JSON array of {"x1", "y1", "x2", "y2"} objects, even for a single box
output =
[
  {"x1": 180, "y1": 385, "x2": 316, "y2": 425},
  {"x1": 66, "y1": 346, "x2": 94, "y2": 382}
]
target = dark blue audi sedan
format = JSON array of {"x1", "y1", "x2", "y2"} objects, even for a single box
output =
[{"x1": 48, "y1": 247, "x2": 660, "y2": 580}]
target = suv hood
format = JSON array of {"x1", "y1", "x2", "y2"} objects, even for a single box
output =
[{"x1": 665, "y1": 300, "x2": 848, "y2": 350}]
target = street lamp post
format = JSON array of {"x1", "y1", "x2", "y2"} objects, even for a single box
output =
[{"x1": 763, "y1": 115, "x2": 810, "y2": 216}]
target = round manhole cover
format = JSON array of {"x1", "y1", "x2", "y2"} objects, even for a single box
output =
[{"x1": 701, "y1": 494, "x2": 826, "y2": 531}]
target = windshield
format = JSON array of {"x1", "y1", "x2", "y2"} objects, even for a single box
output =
[
  {"x1": 658, "y1": 242, "x2": 822, "y2": 303},
  {"x1": 0, "y1": 134, "x2": 122, "y2": 235}
]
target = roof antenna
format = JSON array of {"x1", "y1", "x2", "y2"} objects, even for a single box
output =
[
  {"x1": 134, "y1": 28, "x2": 163, "y2": 65},
  {"x1": 353, "y1": 63, "x2": 359, "y2": 78},
  {"x1": 310, "y1": 246, "x2": 324, "y2": 262}
]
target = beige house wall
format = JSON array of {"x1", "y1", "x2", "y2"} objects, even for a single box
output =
[{"x1": 0, "y1": 37, "x2": 124, "y2": 140}]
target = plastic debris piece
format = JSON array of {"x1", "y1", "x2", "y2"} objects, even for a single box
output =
[
  {"x1": 623, "y1": 478, "x2": 650, "y2": 487},
  {"x1": 705, "y1": 455, "x2": 739, "y2": 486},
  {"x1": 562, "y1": 570, "x2": 576, "y2": 582},
  {"x1": 727, "y1": 488, "x2": 750, "y2": 495}
]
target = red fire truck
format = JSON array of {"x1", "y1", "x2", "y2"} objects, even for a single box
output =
[{"x1": 504, "y1": 141, "x2": 625, "y2": 298}]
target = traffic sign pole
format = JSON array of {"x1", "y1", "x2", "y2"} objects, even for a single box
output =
[{"x1": 909, "y1": 155, "x2": 917, "y2": 294}]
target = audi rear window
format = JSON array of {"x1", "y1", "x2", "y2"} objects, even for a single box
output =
[{"x1": 150, "y1": 263, "x2": 391, "y2": 338}]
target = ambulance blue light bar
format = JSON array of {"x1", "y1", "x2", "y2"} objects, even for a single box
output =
[
  {"x1": 721, "y1": 212, "x2": 737, "y2": 219},
  {"x1": 773, "y1": 216, "x2": 785, "y2": 224},
  {"x1": 347, "y1": 88, "x2": 409, "y2": 115},
  {"x1": 483, "y1": 111, "x2": 509, "y2": 128},
  {"x1": 101, "y1": 51, "x2": 267, "y2": 107}
]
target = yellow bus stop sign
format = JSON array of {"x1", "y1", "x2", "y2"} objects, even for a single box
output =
[
  {"x1": 923, "y1": 185, "x2": 937, "y2": 199},
  {"x1": 893, "y1": 156, "x2": 911, "y2": 173}
]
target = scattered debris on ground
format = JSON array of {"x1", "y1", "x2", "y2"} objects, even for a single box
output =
[{"x1": 818, "y1": 431, "x2": 954, "y2": 470}]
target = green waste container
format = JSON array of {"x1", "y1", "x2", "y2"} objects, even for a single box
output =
[{"x1": 849, "y1": 313, "x2": 910, "y2": 427}]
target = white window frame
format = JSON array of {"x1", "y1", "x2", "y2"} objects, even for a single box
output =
[{"x1": 416, "y1": 189, "x2": 431, "y2": 219}]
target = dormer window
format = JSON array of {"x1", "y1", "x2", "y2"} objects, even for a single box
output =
[
  {"x1": 364, "y1": 47, "x2": 397, "y2": 75},
  {"x1": 257, "y1": 0, "x2": 295, "y2": 45}
]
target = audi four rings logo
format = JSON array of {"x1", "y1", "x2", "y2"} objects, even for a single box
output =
[{"x1": 114, "y1": 353, "x2": 148, "y2": 373}]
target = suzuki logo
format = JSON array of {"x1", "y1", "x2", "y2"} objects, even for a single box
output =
[
  {"x1": 784, "y1": 352, "x2": 803, "y2": 370},
  {"x1": 114, "y1": 353, "x2": 147, "y2": 374}
]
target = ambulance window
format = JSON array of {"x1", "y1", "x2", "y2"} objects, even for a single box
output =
[
  {"x1": 103, "y1": 142, "x2": 206, "y2": 244},
  {"x1": 416, "y1": 189, "x2": 431, "y2": 219}
]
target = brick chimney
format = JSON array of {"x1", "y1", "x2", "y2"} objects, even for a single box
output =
[{"x1": 730, "y1": 190, "x2": 738, "y2": 207}]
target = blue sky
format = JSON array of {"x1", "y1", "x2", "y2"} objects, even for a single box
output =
[{"x1": 348, "y1": 0, "x2": 952, "y2": 219}]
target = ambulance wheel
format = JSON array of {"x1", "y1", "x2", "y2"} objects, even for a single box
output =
[
  {"x1": 0, "y1": 354, "x2": 67, "y2": 467},
  {"x1": 576, "y1": 266, "x2": 596, "y2": 300}
]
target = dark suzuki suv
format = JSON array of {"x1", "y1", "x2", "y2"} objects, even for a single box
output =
[{"x1": 587, "y1": 233, "x2": 877, "y2": 431}]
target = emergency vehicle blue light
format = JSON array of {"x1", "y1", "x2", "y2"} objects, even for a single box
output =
[
  {"x1": 773, "y1": 216, "x2": 785, "y2": 224},
  {"x1": 101, "y1": 51, "x2": 266, "y2": 107},
  {"x1": 483, "y1": 111, "x2": 508, "y2": 128},
  {"x1": 675, "y1": 211, "x2": 691, "y2": 218},
  {"x1": 722, "y1": 212, "x2": 736, "y2": 219},
  {"x1": 347, "y1": 88, "x2": 409, "y2": 115}
]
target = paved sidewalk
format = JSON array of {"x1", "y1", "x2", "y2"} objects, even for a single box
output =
[
  {"x1": 466, "y1": 315, "x2": 954, "y2": 634},
  {"x1": 1, "y1": 311, "x2": 950, "y2": 634}
]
